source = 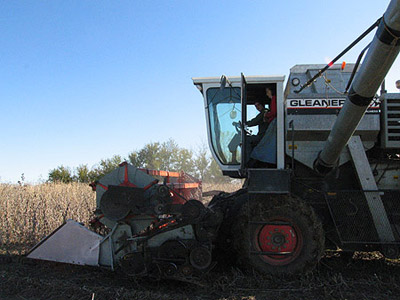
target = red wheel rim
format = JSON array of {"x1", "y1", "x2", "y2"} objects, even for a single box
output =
[{"x1": 255, "y1": 218, "x2": 303, "y2": 265}]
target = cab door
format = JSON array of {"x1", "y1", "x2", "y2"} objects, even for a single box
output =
[{"x1": 240, "y1": 73, "x2": 247, "y2": 171}]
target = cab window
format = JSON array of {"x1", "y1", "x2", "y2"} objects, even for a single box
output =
[{"x1": 206, "y1": 87, "x2": 241, "y2": 165}]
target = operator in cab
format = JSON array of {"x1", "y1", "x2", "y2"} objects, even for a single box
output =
[
  {"x1": 228, "y1": 98, "x2": 269, "y2": 164},
  {"x1": 247, "y1": 99, "x2": 269, "y2": 146},
  {"x1": 251, "y1": 87, "x2": 277, "y2": 168}
]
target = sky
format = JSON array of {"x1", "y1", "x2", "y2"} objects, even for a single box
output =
[{"x1": 1, "y1": 0, "x2": 399, "y2": 184}]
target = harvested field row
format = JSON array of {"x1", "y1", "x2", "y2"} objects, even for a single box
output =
[{"x1": 2, "y1": 252, "x2": 400, "y2": 300}]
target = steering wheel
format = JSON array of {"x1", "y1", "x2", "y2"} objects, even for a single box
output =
[{"x1": 232, "y1": 121, "x2": 251, "y2": 135}]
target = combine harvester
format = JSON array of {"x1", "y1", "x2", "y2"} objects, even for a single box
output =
[{"x1": 29, "y1": 0, "x2": 400, "y2": 278}]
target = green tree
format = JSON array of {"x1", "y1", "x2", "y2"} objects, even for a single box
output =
[
  {"x1": 194, "y1": 142, "x2": 210, "y2": 181},
  {"x1": 74, "y1": 164, "x2": 97, "y2": 183},
  {"x1": 129, "y1": 142, "x2": 161, "y2": 169},
  {"x1": 46, "y1": 139, "x2": 231, "y2": 184},
  {"x1": 203, "y1": 158, "x2": 230, "y2": 183},
  {"x1": 128, "y1": 151, "x2": 141, "y2": 168},
  {"x1": 92, "y1": 155, "x2": 123, "y2": 180},
  {"x1": 129, "y1": 139, "x2": 196, "y2": 174},
  {"x1": 175, "y1": 148, "x2": 195, "y2": 175},
  {"x1": 158, "y1": 139, "x2": 180, "y2": 171},
  {"x1": 48, "y1": 166, "x2": 73, "y2": 183}
]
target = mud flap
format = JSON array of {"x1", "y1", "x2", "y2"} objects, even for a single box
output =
[{"x1": 27, "y1": 219, "x2": 103, "y2": 266}]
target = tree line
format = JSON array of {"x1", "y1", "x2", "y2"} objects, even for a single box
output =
[{"x1": 48, "y1": 139, "x2": 228, "y2": 184}]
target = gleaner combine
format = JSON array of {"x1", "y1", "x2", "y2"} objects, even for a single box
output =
[{"x1": 28, "y1": 0, "x2": 400, "y2": 278}]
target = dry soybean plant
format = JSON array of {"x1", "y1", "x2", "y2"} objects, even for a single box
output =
[
  {"x1": 0, "y1": 180, "x2": 243, "y2": 254},
  {"x1": 0, "y1": 183, "x2": 95, "y2": 254}
]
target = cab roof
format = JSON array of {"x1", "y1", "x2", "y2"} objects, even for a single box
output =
[{"x1": 192, "y1": 75, "x2": 285, "y2": 85}]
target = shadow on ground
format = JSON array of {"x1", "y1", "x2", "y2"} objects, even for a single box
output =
[{"x1": 1, "y1": 252, "x2": 400, "y2": 300}]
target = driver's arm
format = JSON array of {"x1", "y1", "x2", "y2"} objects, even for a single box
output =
[{"x1": 246, "y1": 112, "x2": 263, "y2": 127}]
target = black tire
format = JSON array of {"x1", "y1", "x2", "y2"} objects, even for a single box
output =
[
  {"x1": 232, "y1": 194, "x2": 324, "y2": 275},
  {"x1": 207, "y1": 189, "x2": 248, "y2": 265}
]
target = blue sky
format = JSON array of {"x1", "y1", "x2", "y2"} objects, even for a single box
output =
[{"x1": 1, "y1": 0, "x2": 399, "y2": 183}]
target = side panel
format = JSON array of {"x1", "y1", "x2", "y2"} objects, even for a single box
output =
[
  {"x1": 380, "y1": 93, "x2": 400, "y2": 148},
  {"x1": 247, "y1": 169, "x2": 290, "y2": 193},
  {"x1": 284, "y1": 64, "x2": 380, "y2": 170},
  {"x1": 27, "y1": 220, "x2": 103, "y2": 266}
]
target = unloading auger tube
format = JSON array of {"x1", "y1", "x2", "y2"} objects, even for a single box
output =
[{"x1": 314, "y1": 0, "x2": 400, "y2": 175}]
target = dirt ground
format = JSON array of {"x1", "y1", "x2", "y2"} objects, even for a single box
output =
[{"x1": 1, "y1": 252, "x2": 400, "y2": 300}]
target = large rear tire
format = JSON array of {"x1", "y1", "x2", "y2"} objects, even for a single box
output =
[{"x1": 232, "y1": 194, "x2": 324, "y2": 275}]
